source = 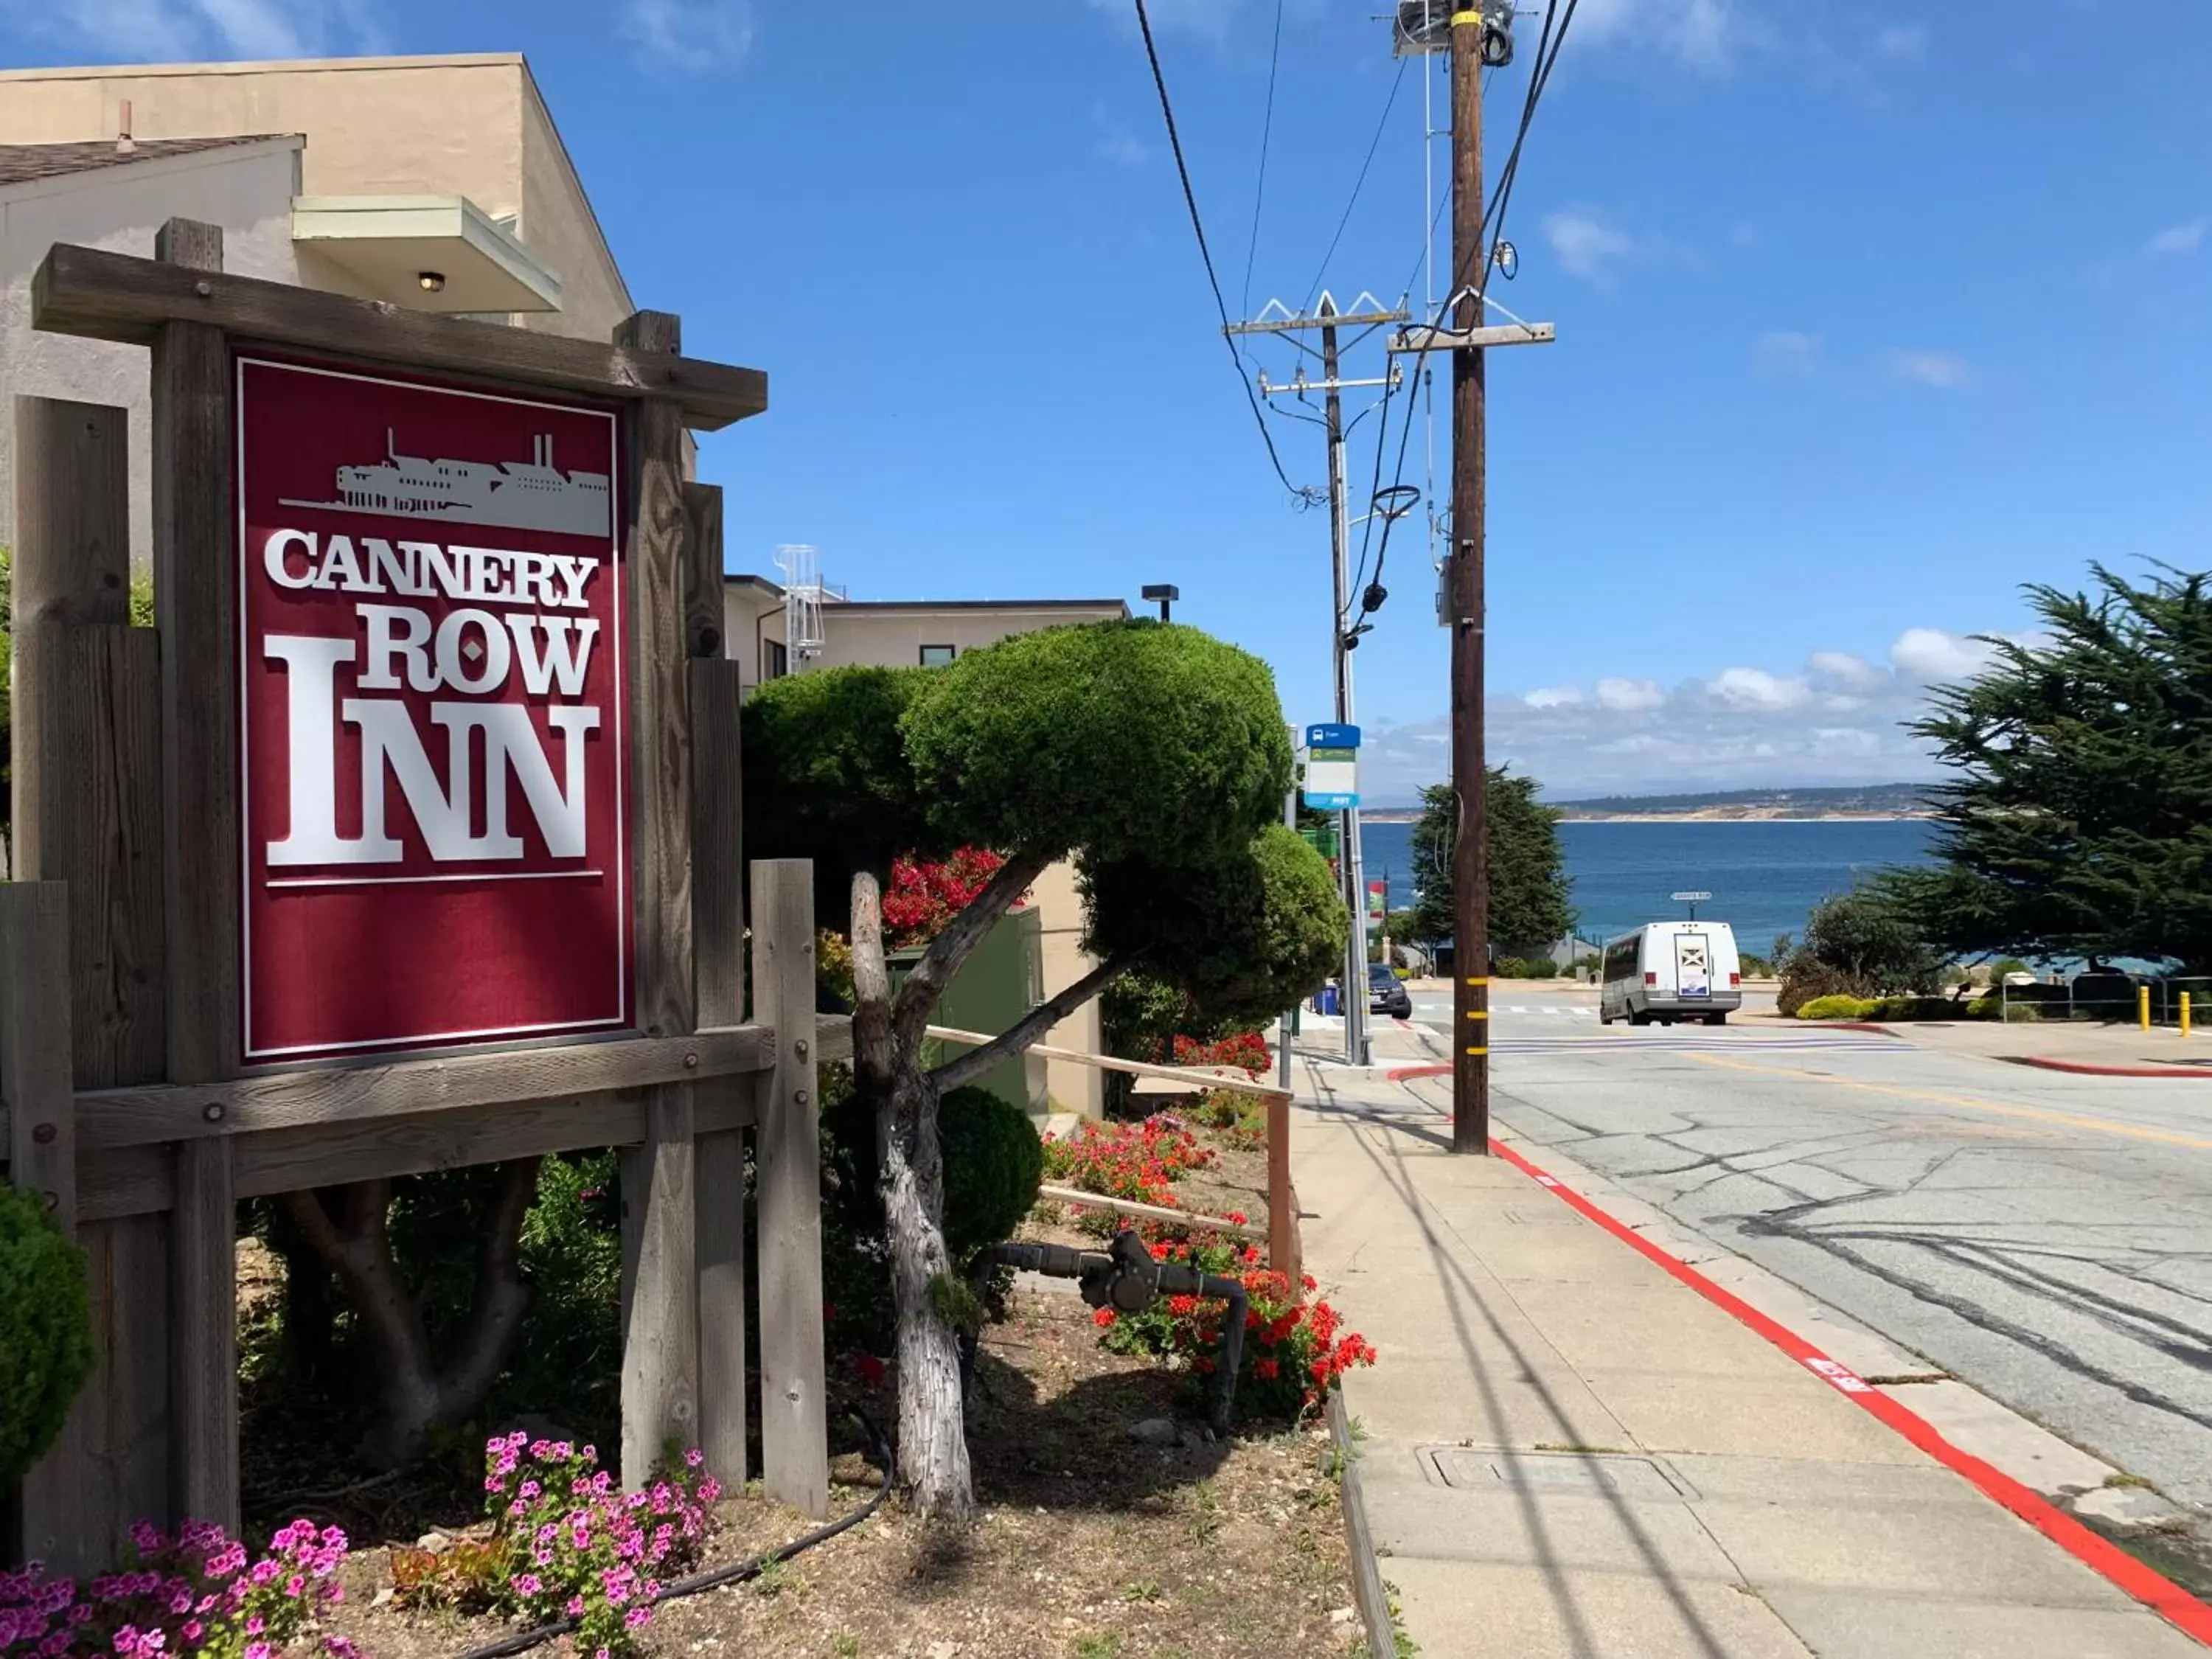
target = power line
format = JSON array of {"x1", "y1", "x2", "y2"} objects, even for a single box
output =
[
  {"x1": 1240, "y1": 0, "x2": 1286, "y2": 319},
  {"x1": 1365, "y1": 0, "x2": 1579, "y2": 610},
  {"x1": 1303, "y1": 57, "x2": 1410, "y2": 313},
  {"x1": 1134, "y1": 0, "x2": 1321, "y2": 507}
]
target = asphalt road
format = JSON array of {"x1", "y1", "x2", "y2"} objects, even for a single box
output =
[{"x1": 1408, "y1": 989, "x2": 2212, "y2": 1518}]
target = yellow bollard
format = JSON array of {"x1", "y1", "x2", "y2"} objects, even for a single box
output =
[
  {"x1": 2141, "y1": 984, "x2": 2153, "y2": 1032},
  {"x1": 2184, "y1": 992, "x2": 2194, "y2": 1039}
]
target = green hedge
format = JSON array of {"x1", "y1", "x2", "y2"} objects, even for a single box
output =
[
  {"x1": 1495, "y1": 957, "x2": 1559, "y2": 980},
  {"x1": 1796, "y1": 994, "x2": 1982, "y2": 1023},
  {"x1": 1794, "y1": 994, "x2": 1877, "y2": 1021},
  {"x1": 0, "y1": 1181, "x2": 96, "y2": 1481}
]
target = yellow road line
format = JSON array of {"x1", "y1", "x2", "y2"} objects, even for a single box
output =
[{"x1": 1684, "y1": 1051, "x2": 2212, "y2": 1152}]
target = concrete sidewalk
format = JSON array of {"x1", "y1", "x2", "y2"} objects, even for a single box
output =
[{"x1": 1291, "y1": 1060, "x2": 2207, "y2": 1658}]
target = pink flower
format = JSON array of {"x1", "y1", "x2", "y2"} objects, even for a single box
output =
[
  {"x1": 512, "y1": 1573, "x2": 542, "y2": 1597},
  {"x1": 625, "y1": 1606, "x2": 653, "y2": 1630}
]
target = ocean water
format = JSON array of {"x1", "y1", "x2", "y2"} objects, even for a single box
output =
[{"x1": 1355, "y1": 818, "x2": 1938, "y2": 959}]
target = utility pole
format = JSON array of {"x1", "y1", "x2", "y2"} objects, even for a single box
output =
[
  {"x1": 1447, "y1": 5, "x2": 1489, "y2": 1154},
  {"x1": 1228, "y1": 292, "x2": 1405, "y2": 1069},
  {"x1": 1320, "y1": 297, "x2": 1368, "y2": 1069}
]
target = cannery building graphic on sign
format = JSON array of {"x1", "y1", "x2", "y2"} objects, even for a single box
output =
[{"x1": 282, "y1": 429, "x2": 612, "y2": 538}]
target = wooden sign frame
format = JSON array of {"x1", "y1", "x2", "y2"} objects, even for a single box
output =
[{"x1": 2, "y1": 222, "x2": 830, "y2": 1572}]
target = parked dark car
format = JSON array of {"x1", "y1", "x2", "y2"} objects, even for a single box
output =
[{"x1": 1368, "y1": 961, "x2": 1413, "y2": 1019}]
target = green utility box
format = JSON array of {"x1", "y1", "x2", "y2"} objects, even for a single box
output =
[{"x1": 888, "y1": 905, "x2": 1047, "y2": 1121}]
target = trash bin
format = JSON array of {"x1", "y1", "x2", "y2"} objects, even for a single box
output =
[{"x1": 1316, "y1": 984, "x2": 1340, "y2": 1016}]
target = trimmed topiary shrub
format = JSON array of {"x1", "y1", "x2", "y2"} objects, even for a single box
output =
[
  {"x1": 936, "y1": 1085, "x2": 1046, "y2": 1261},
  {"x1": 821, "y1": 1074, "x2": 1042, "y2": 1265},
  {"x1": 0, "y1": 1180, "x2": 96, "y2": 1481}
]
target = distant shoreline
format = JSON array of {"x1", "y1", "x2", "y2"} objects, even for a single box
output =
[
  {"x1": 1559, "y1": 813, "x2": 1935, "y2": 824},
  {"x1": 1359, "y1": 811, "x2": 1935, "y2": 824}
]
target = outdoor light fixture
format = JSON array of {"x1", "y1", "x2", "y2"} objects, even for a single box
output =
[
  {"x1": 417, "y1": 271, "x2": 447, "y2": 293},
  {"x1": 1141, "y1": 582, "x2": 1180, "y2": 622}
]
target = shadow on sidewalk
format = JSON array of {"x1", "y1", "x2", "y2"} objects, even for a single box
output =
[{"x1": 1298, "y1": 1062, "x2": 1743, "y2": 1659}]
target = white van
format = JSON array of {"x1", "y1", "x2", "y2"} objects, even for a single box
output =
[{"x1": 1599, "y1": 922, "x2": 1743, "y2": 1026}]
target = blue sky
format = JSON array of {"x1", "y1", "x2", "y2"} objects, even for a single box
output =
[{"x1": 7, "y1": 0, "x2": 2208, "y2": 802}]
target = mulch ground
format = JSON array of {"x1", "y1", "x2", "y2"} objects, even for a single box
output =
[
  {"x1": 275, "y1": 1115, "x2": 1360, "y2": 1659},
  {"x1": 312, "y1": 1286, "x2": 1360, "y2": 1659}
]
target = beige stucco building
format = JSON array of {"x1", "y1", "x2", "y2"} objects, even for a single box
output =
[
  {"x1": 728, "y1": 577, "x2": 1133, "y2": 1116},
  {"x1": 0, "y1": 53, "x2": 636, "y2": 571}
]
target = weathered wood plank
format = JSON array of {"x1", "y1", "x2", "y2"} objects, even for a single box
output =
[
  {"x1": 21, "y1": 1214, "x2": 173, "y2": 1567},
  {"x1": 77, "y1": 1144, "x2": 173, "y2": 1222},
  {"x1": 32, "y1": 243, "x2": 768, "y2": 431},
  {"x1": 1, "y1": 883, "x2": 77, "y2": 1230},
  {"x1": 692, "y1": 659, "x2": 745, "y2": 1029},
  {"x1": 619, "y1": 311, "x2": 695, "y2": 1043},
  {"x1": 170, "y1": 1137, "x2": 237, "y2": 1532},
  {"x1": 10, "y1": 395, "x2": 167, "y2": 1090},
  {"x1": 10, "y1": 395, "x2": 129, "y2": 627},
  {"x1": 75, "y1": 1026, "x2": 772, "y2": 1150},
  {"x1": 152, "y1": 220, "x2": 240, "y2": 1086},
  {"x1": 751, "y1": 858, "x2": 828, "y2": 1517},
  {"x1": 13, "y1": 630, "x2": 167, "y2": 1089},
  {"x1": 695, "y1": 1127, "x2": 748, "y2": 1487},
  {"x1": 73, "y1": 1082, "x2": 757, "y2": 1220},
  {"x1": 4, "y1": 884, "x2": 95, "y2": 1571},
  {"x1": 620, "y1": 1085, "x2": 699, "y2": 1485},
  {"x1": 681, "y1": 481, "x2": 725, "y2": 660}
]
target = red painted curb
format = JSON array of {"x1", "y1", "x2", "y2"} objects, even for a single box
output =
[
  {"x1": 2005, "y1": 1055, "x2": 2212, "y2": 1079},
  {"x1": 1486, "y1": 1137, "x2": 2212, "y2": 1649},
  {"x1": 1386, "y1": 1063, "x2": 1450, "y2": 1082}
]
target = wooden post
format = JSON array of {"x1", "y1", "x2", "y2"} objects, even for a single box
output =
[
  {"x1": 10, "y1": 395, "x2": 166, "y2": 1089},
  {"x1": 613, "y1": 309, "x2": 702, "y2": 1483},
  {"x1": 1267, "y1": 1093, "x2": 1301, "y2": 1291},
  {"x1": 686, "y1": 480, "x2": 748, "y2": 1484},
  {"x1": 752, "y1": 859, "x2": 828, "y2": 1517},
  {"x1": 150, "y1": 219, "x2": 238, "y2": 1085},
  {"x1": 1, "y1": 885, "x2": 75, "y2": 1228},
  {"x1": 620, "y1": 1086, "x2": 700, "y2": 1484},
  {"x1": 616, "y1": 310, "x2": 695, "y2": 1041},
  {"x1": 3, "y1": 883, "x2": 88, "y2": 1568},
  {"x1": 150, "y1": 217, "x2": 240, "y2": 1534}
]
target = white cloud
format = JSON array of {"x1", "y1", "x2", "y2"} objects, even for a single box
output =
[
  {"x1": 1544, "y1": 211, "x2": 1635, "y2": 282},
  {"x1": 1887, "y1": 349, "x2": 1974, "y2": 389},
  {"x1": 1573, "y1": 0, "x2": 1735, "y2": 69},
  {"x1": 622, "y1": 0, "x2": 754, "y2": 69},
  {"x1": 1705, "y1": 666, "x2": 1811, "y2": 712},
  {"x1": 1594, "y1": 677, "x2": 1665, "y2": 712},
  {"x1": 1354, "y1": 622, "x2": 2021, "y2": 801},
  {"x1": 1753, "y1": 330, "x2": 1822, "y2": 376},
  {"x1": 1807, "y1": 650, "x2": 1886, "y2": 692},
  {"x1": 0, "y1": 0, "x2": 371, "y2": 58},
  {"x1": 1889, "y1": 627, "x2": 1994, "y2": 684},
  {"x1": 190, "y1": 0, "x2": 307, "y2": 55},
  {"x1": 2149, "y1": 220, "x2": 2206, "y2": 257}
]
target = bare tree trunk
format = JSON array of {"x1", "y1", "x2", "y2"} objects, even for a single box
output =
[
  {"x1": 880, "y1": 1068, "x2": 973, "y2": 1520},
  {"x1": 849, "y1": 866, "x2": 979, "y2": 1520},
  {"x1": 279, "y1": 1158, "x2": 543, "y2": 1469}
]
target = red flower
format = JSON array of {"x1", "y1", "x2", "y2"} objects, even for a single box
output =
[
  {"x1": 853, "y1": 1353, "x2": 887, "y2": 1388},
  {"x1": 1093, "y1": 1307, "x2": 1116, "y2": 1328},
  {"x1": 1255, "y1": 1358, "x2": 1279, "y2": 1380}
]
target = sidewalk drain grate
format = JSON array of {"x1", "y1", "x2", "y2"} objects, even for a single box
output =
[{"x1": 1419, "y1": 1446, "x2": 1696, "y2": 1502}]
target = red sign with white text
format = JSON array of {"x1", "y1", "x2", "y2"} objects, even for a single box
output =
[{"x1": 235, "y1": 355, "x2": 631, "y2": 1060}]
